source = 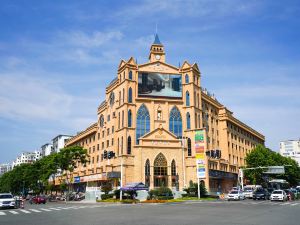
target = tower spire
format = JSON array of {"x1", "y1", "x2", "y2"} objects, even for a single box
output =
[{"x1": 149, "y1": 33, "x2": 165, "y2": 62}]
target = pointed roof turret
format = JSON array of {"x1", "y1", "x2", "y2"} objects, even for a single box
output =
[
  {"x1": 153, "y1": 33, "x2": 162, "y2": 45},
  {"x1": 149, "y1": 33, "x2": 165, "y2": 62}
]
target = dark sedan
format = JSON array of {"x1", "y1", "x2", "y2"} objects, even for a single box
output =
[{"x1": 253, "y1": 189, "x2": 270, "y2": 200}]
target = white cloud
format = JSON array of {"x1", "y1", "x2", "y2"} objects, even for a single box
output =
[
  {"x1": 0, "y1": 73, "x2": 72, "y2": 120},
  {"x1": 114, "y1": 0, "x2": 260, "y2": 21},
  {"x1": 58, "y1": 30, "x2": 123, "y2": 48}
]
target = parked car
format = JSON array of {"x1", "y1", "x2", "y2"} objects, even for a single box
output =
[
  {"x1": 227, "y1": 190, "x2": 245, "y2": 201},
  {"x1": 270, "y1": 190, "x2": 287, "y2": 202},
  {"x1": 253, "y1": 189, "x2": 270, "y2": 200},
  {"x1": 243, "y1": 187, "x2": 254, "y2": 199},
  {"x1": 0, "y1": 193, "x2": 16, "y2": 209},
  {"x1": 31, "y1": 196, "x2": 46, "y2": 204},
  {"x1": 283, "y1": 189, "x2": 295, "y2": 201}
]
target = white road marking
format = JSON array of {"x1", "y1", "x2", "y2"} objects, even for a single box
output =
[
  {"x1": 29, "y1": 209, "x2": 41, "y2": 212},
  {"x1": 0, "y1": 211, "x2": 6, "y2": 215},
  {"x1": 49, "y1": 208, "x2": 61, "y2": 211},
  {"x1": 291, "y1": 203, "x2": 299, "y2": 206},
  {"x1": 40, "y1": 208, "x2": 52, "y2": 211},
  {"x1": 19, "y1": 209, "x2": 31, "y2": 214},
  {"x1": 9, "y1": 211, "x2": 19, "y2": 214},
  {"x1": 280, "y1": 202, "x2": 290, "y2": 206}
]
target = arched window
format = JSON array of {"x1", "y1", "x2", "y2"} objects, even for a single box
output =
[
  {"x1": 121, "y1": 136, "x2": 123, "y2": 155},
  {"x1": 186, "y1": 91, "x2": 190, "y2": 106},
  {"x1": 187, "y1": 138, "x2": 192, "y2": 156},
  {"x1": 99, "y1": 115, "x2": 104, "y2": 127},
  {"x1": 145, "y1": 159, "x2": 150, "y2": 187},
  {"x1": 171, "y1": 160, "x2": 177, "y2": 187},
  {"x1": 186, "y1": 112, "x2": 191, "y2": 130},
  {"x1": 128, "y1": 88, "x2": 132, "y2": 103},
  {"x1": 171, "y1": 160, "x2": 176, "y2": 176},
  {"x1": 117, "y1": 138, "x2": 120, "y2": 155},
  {"x1": 128, "y1": 110, "x2": 132, "y2": 127},
  {"x1": 127, "y1": 136, "x2": 131, "y2": 154},
  {"x1": 122, "y1": 88, "x2": 125, "y2": 103},
  {"x1": 129, "y1": 70, "x2": 133, "y2": 80},
  {"x1": 122, "y1": 110, "x2": 124, "y2": 127},
  {"x1": 169, "y1": 106, "x2": 182, "y2": 137},
  {"x1": 185, "y1": 74, "x2": 189, "y2": 83},
  {"x1": 136, "y1": 104, "x2": 150, "y2": 144},
  {"x1": 154, "y1": 153, "x2": 168, "y2": 187}
]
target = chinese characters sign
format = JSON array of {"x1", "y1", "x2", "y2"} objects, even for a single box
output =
[{"x1": 195, "y1": 130, "x2": 206, "y2": 179}]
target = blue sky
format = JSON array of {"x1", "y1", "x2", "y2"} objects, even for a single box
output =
[{"x1": 0, "y1": 0, "x2": 300, "y2": 163}]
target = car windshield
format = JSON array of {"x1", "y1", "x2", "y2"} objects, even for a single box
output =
[
  {"x1": 273, "y1": 191, "x2": 282, "y2": 194},
  {"x1": 230, "y1": 191, "x2": 238, "y2": 194},
  {"x1": 255, "y1": 189, "x2": 264, "y2": 193},
  {"x1": 244, "y1": 188, "x2": 252, "y2": 192},
  {"x1": 0, "y1": 194, "x2": 13, "y2": 199}
]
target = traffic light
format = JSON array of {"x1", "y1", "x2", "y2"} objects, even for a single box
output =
[
  {"x1": 108, "y1": 151, "x2": 115, "y2": 159},
  {"x1": 104, "y1": 150, "x2": 107, "y2": 159}
]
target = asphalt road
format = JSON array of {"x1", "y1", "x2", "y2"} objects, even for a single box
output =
[{"x1": 0, "y1": 199, "x2": 299, "y2": 225}]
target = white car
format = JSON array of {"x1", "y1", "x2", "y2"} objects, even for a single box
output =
[
  {"x1": 243, "y1": 187, "x2": 253, "y2": 198},
  {"x1": 0, "y1": 193, "x2": 16, "y2": 209},
  {"x1": 227, "y1": 190, "x2": 245, "y2": 201},
  {"x1": 270, "y1": 190, "x2": 287, "y2": 202}
]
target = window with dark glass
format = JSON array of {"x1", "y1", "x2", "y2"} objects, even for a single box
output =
[
  {"x1": 145, "y1": 159, "x2": 150, "y2": 187},
  {"x1": 127, "y1": 136, "x2": 131, "y2": 154},
  {"x1": 185, "y1": 74, "x2": 189, "y2": 83},
  {"x1": 99, "y1": 115, "x2": 104, "y2": 127},
  {"x1": 129, "y1": 70, "x2": 133, "y2": 80},
  {"x1": 128, "y1": 110, "x2": 132, "y2": 127},
  {"x1": 186, "y1": 91, "x2": 190, "y2": 106},
  {"x1": 128, "y1": 88, "x2": 132, "y2": 103},
  {"x1": 136, "y1": 104, "x2": 150, "y2": 144},
  {"x1": 187, "y1": 138, "x2": 192, "y2": 156},
  {"x1": 171, "y1": 160, "x2": 177, "y2": 187},
  {"x1": 154, "y1": 153, "x2": 168, "y2": 187},
  {"x1": 186, "y1": 112, "x2": 191, "y2": 130},
  {"x1": 169, "y1": 106, "x2": 182, "y2": 137}
]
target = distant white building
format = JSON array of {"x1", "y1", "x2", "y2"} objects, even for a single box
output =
[
  {"x1": 52, "y1": 135, "x2": 73, "y2": 153},
  {"x1": 41, "y1": 143, "x2": 53, "y2": 157},
  {"x1": 12, "y1": 152, "x2": 36, "y2": 167},
  {"x1": 279, "y1": 139, "x2": 300, "y2": 165},
  {"x1": 12, "y1": 151, "x2": 42, "y2": 168},
  {"x1": 0, "y1": 163, "x2": 12, "y2": 176}
]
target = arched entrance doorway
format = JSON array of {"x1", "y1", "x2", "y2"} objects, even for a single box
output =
[{"x1": 154, "y1": 153, "x2": 168, "y2": 187}]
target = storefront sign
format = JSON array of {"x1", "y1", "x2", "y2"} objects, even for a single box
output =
[
  {"x1": 107, "y1": 171, "x2": 121, "y2": 178},
  {"x1": 74, "y1": 176, "x2": 81, "y2": 183},
  {"x1": 78, "y1": 174, "x2": 103, "y2": 183},
  {"x1": 195, "y1": 130, "x2": 206, "y2": 179}
]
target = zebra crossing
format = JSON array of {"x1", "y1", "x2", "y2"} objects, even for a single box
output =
[
  {"x1": 183, "y1": 200, "x2": 300, "y2": 207},
  {"x1": 0, "y1": 204, "x2": 125, "y2": 216}
]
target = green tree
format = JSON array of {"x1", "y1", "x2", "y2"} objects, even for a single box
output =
[
  {"x1": 56, "y1": 146, "x2": 89, "y2": 198},
  {"x1": 245, "y1": 145, "x2": 300, "y2": 186}
]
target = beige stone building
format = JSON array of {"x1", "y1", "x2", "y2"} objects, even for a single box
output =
[{"x1": 65, "y1": 34, "x2": 265, "y2": 194}]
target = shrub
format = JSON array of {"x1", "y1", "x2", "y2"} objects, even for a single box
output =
[
  {"x1": 101, "y1": 182, "x2": 112, "y2": 195},
  {"x1": 101, "y1": 194, "x2": 114, "y2": 200},
  {"x1": 149, "y1": 187, "x2": 174, "y2": 200},
  {"x1": 183, "y1": 180, "x2": 207, "y2": 197}
]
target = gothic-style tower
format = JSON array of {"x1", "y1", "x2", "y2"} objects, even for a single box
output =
[{"x1": 148, "y1": 34, "x2": 166, "y2": 63}]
